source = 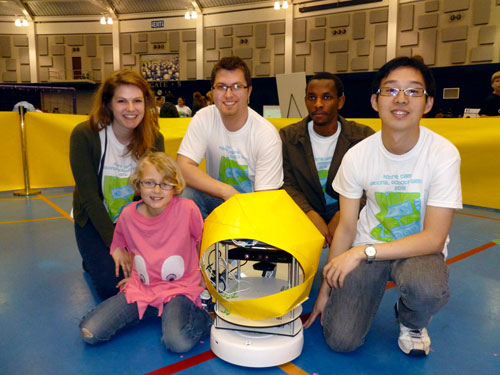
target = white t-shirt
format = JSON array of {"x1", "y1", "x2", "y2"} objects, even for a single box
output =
[
  {"x1": 333, "y1": 126, "x2": 462, "y2": 257},
  {"x1": 99, "y1": 126, "x2": 136, "y2": 222},
  {"x1": 308, "y1": 120, "x2": 341, "y2": 208},
  {"x1": 176, "y1": 105, "x2": 192, "y2": 117},
  {"x1": 178, "y1": 105, "x2": 283, "y2": 193}
]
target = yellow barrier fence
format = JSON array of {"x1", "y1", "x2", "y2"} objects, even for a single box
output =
[{"x1": 1, "y1": 112, "x2": 498, "y2": 209}]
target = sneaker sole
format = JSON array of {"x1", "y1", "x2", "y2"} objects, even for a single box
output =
[{"x1": 398, "y1": 342, "x2": 429, "y2": 356}]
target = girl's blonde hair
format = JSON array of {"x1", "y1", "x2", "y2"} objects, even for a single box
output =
[
  {"x1": 88, "y1": 69, "x2": 160, "y2": 159},
  {"x1": 130, "y1": 152, "x2": 185, "y2": 196}
]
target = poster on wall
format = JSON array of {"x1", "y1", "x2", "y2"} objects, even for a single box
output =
[{"x1": 140, "y1": 54, "x2": 179, "y2": 81}]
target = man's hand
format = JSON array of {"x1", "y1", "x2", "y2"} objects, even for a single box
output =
[
  {"x1": 306, "y1": 210, "x2": 332, "y2": 247},
  {"x1": 323, "y1": 245, "x2": 364, "y2": 289},
  {"x1": 221, "y1": 184, "x2": 240, "y2": 201},
  {"x1": 111, "y1": 247, "x2": 133, "y2": 278},
  {"x1": 303, "y1": 286, "x2": 330, "y2": 328}
]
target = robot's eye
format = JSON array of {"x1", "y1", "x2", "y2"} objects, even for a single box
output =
[{"x1": 161, "y1": 255, "x2": 185, "y2": 282}]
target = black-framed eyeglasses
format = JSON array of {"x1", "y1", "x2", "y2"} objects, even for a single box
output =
[
  {"x1": 140, "y1": 180, "x2": 174, "y2": 191},
  {"x1": 213, "y1": 83, "x2": 248, "y2": 92},
  {"x1": 377, "y1": 87, "x2": 428, "y2": 97}
]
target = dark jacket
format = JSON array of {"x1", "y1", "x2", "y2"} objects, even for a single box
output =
[
  {"x1": 69, "y1": 121, "x2": 165, "y2": 247},
  {"x1": 280, "y1": 115, "x2": 375, "y2": 222}
]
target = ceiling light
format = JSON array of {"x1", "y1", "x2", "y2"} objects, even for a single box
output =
[
  {"x1": 100, "y1": 16, "x2": 106, "y2": 24},
  {"x1": 192, "y1": 10, "x2": 198, "y2": 19},
  {"x1": 107, "y1": 17, "x2": 113, "y2": 24},
  {"x1": 185, "y1": 10, "x2": 191, "y2": 19},
  {"x1": 274, "y1": 1, "x2": 280, "y2": 10},
  {"x1": 14, "y1": 18, "x2": 28, "y2": 27},
  {"x1": 283, "y1": 1, "x2": 289, "y2": 9}
]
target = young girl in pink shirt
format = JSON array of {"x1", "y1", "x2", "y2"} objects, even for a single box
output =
[{"x1": 80, "y1": 152, "x2": 212, "y2": 353}]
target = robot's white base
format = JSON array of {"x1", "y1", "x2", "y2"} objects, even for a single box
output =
[{"x1": 210, "y1": 323, "x2": 304, "y2": 368}]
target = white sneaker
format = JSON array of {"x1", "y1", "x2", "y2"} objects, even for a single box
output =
[{"x1": 398, "y1": 323, "x2": 431, "y2": 356}]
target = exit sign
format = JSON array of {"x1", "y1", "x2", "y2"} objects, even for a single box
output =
[{"x1": 151, "y1": 20, "x2": 164, "y2": 29}]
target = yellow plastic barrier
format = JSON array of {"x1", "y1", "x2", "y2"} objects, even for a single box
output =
[
  {"x1": 1, "y1": 112, "x2": 23, "y2": 191},
  {"x1": 1, "y1": 113, "x2": 498, "y2": 210}
]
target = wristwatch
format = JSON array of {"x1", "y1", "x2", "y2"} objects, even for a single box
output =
[{"x1": 364, "y1": 244, "x2": 377, "y2": 264}]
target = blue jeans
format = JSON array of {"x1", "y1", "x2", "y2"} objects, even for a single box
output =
[
  {"x1": 322, "y1": 253, "x2": 450, "y2": 352},
  {"x1": 181, "y1": 186, "x2": 224, "y2": 219},
  {"x1": 75, "y1": 220, "x2": 123, "y2": 300},
  {"x1": 80, "y1": 293, "x2": 213, "y2": 353}
]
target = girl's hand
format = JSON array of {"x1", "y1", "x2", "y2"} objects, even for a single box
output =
[
  {"x1": 111, "y1": 247, "x2": 133, "y2": 278},
  {"x1": 116, "y1": 277, "x2": 130, "y2": 290}
]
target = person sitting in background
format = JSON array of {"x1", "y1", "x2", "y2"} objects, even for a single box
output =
[
  {"x1": 205, "y1": 90, "x2": 214, "y2": 106},
  {"x1": 177, "y1": 56, "x2": 283, "y2": 218},
  {"x1": 159, "y1": 92, "x2": 179, "y2": 118},
  {"x1": 70, "y1": 69, "x2": 164, "y2": 300},
  {"x1": 79, "y1": 152, "x2": 212, "y2": 353},
  {"x1": 479, "y1": 71, "x2": 500, "y2": 117},
  {"x1": 191, "y1": 91, "x2": 207, "y2": 117},
  {"x1": 280, "y1": 72, "x2": 374, "y2": 247},
  {"x1": 12, "y1": 101, "x2": 36, "y2": 113},
  {"x1": 176, "y1": 96, "x2": 192, "y2": 117},
  {"x1": 155, "y1": 96, "x2": 164, "y2": 113}
]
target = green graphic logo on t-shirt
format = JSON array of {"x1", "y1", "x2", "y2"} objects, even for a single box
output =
[
  {"x1": 318, "y1": 170, "x2": 338, "y2": 207},
  {"x1": 218, "y1": 156, "x2": 252, "y2": 193},
  {"x1": 103, "y1": 176, "x2": 135, "y2": 222},
  {"x1": 370, "y1": 192, "x2": 421, "y2": 242}
]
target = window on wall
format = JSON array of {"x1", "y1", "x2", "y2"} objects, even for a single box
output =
[{"x1": 72, "y1": 57, "x2": 82, "y2": 80}]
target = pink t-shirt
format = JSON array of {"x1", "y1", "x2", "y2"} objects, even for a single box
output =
[{"x1": 111, "y1": 196, "x2": 204, "y2": 319}]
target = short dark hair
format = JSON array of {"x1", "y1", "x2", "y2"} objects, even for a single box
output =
[
  {"x1": 211, "y1": 56, "x2": 252, "y2": 88},
  {"x1": 306, "y1": 72, "x2": 344, "y2": 97},
  {"x1": 165, "y1": 92, "x2": 175, "y2": 104},
  {"x1": 371, "y1": 56, "x2": 436, "y2": 98}
]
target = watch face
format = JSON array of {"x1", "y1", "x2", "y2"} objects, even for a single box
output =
[{"x1": 365, "y1": 246, "x2": 376, "y2": 257}]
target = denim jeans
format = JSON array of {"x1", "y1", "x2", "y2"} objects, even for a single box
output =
[
  {"x1": 322, "y1": 253, "x2": 450, "y2": 352},
  {"x1": 74, "y1": 220, "x2": 123, "y2": 300},
  {"x1": 181, "y1": 186, "x2": 224, "y2": 219},
  {"x1": 80, "y1": 293, "x2": 213, "y2": 353}
]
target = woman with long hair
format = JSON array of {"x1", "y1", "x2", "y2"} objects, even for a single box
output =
[{"x1": 70, "y1": 69, "x2": 164, "y2": 299}]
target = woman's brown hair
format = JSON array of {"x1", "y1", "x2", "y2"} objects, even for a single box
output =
[{"x1": 88, "y1": 69, "x2": 160, "y2": 159}]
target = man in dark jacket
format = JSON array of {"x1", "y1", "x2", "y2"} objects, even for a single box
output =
[{"x1": 280, "y1": 72, "x2": 374, "y2": 246}]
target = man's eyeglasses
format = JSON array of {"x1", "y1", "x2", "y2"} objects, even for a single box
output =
[
  {"x1": 140, "y1": 180, "x2": 174, "y2": 191},
  {"x1": 213, "y1": 83, "x2": 248, "y2": 92},
  {"x1": 377, "y1": 87, "x2": 428, "y2": 97}
]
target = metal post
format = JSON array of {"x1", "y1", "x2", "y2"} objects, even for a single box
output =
[{"x1": 14, "y1": 106, "x2": 40, "y2": 196}]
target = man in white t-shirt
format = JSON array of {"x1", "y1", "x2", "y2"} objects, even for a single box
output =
[
  {"x1": 177, "y1": 56, "x2": 283, "y2": 218},
  {"x1": 280, "y1": 72, "x2": 374, "y2": 246},
  {"x1": 304, "y1": 57, "x2": 462, "y2": 357}
]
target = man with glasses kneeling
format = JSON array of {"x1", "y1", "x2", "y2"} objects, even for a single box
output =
[
  {"x1": 177, "y1": 56, "x2": 283, "y2": 218},
  {"x1": 305, "y1": 56, "x2": 462, "y2": 356}
]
